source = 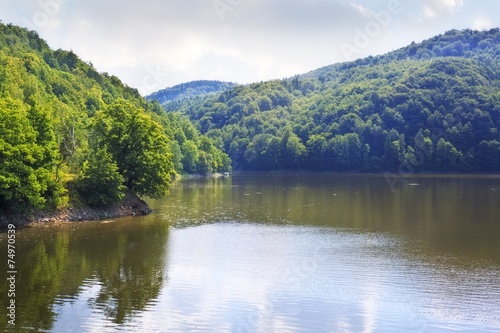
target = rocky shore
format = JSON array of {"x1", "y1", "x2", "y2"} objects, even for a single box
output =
[{"x1": 0, "y1": 191, "x2": 152, "y2": 228}]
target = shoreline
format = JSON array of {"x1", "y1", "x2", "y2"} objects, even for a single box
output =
[
  {"x1": 0, "y1": 191, "x2": 152, "y2": 229},
  {"x1": 0, "y1": 173, "x2": 229, "y2": 229},
  {"x1": 2, "y1": 171, "x2": 498, "y2": 229}
]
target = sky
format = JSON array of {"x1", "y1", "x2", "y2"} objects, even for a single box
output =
[{"x1": 1, "y1": 0, "x2": 499, "y2": 95}]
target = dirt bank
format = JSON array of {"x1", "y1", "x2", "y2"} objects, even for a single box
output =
[{"x1": 0, "y1": 191, "x2": 152, "y2": 228}]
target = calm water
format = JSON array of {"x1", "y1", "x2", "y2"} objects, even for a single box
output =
[{"x1": 1, "y1": 173, "x2": 500, "y2": 333}]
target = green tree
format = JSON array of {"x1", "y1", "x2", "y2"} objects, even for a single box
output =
[
  {"x1": 91, "y1": 99, "x2": 174, "y2": 198},
  {"x1": 383, "y1": 130, "x2": 405, "y2": 170},
  {"x1": 330, "y1": 133, "x2": 363, "y2": 171},
  {"x1": 0, "y1": 97, "x2": 58, "y2": 210},
  {"x1": 306, "y1": 134, "x2": 328, "y2": 170},
  {"x1": 414, "y1": 130, "x2": 434, "y2": 170},
  {"x1": 258, "y1": 96, "x2": 273, "y2": 111},
  {"x1": 476, "y1": 140, "x2": 500, "y2": 171},
  {"x1": 168, "y1": 140, "x2": 184, "y2": 173},
  {"x1": 280, "y1": 129, "x2": 306, "y2": 169},
  {"x1": 435, "y1": 138, "x2": 460, "y2": 170},
  {"x1": 263, "y1": 136, "x2": 280, "y2": 169},
  {"x1": 75, "y1": 147, "x2": 126, "y2": 206},
  {"x1": 196, "y1": 151, "x2": 212, "y2": 174},
  {"x1": 181, "y1": 140, "x2": 199, "y2": 173}
]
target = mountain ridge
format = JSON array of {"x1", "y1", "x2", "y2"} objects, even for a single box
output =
[
  {"x1": 146, "y1": 80, "x2": 237, "y2": 105},
  {"x1": 299, "y1": 28, "x2": 500, "y2": 83},
  {"x1": 151, "y1": 28, "x2": 500, "y2": 172}
]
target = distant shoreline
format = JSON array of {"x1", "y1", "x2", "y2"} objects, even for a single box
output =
[{"x1": 2, "y1": 171, "x2": 498, "y2": 229}]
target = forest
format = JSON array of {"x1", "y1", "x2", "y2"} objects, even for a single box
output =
[
  {"x1": 159, "y1": 29, "x2": 500, "y2": 173},
  {"x1": 2, "y1": 24, "x2": 500, "y2": 214},
  {"x1": 0, "y1": 22, "x2": 230, "y2": 212}
]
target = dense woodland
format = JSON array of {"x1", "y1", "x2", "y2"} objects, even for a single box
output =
[
  {"x1": 0, "y1": 22, "x2": 230, "y2": 212},
  {"x1": 2, "y1": 24, "x2": 500, "y2": 214},
  {"x1": 160, "y1": 29, "x2": 500, "y2": 172}
]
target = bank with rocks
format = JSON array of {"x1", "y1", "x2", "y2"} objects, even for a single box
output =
[{"x1": 0, "y1": 191, "x2": 151, "y2": 228}]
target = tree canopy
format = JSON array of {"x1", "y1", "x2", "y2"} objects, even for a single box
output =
[
  {"x1": 2, "y1": 24, "x2": 500, "y2": 213},
  {"x1": 0, "y1": 22, "x2": 230, "y2": 212},
  {"x1": 0, "y1": 97, "x2": 59, "y2": 210},
  {"x1": 155, "y1": 29, "x2": 500, "y2": 173},
  {"x1": 91, "y1": 99, "x2": 174, "y2": 198}
]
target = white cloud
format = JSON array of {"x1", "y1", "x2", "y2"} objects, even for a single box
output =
[
  {"x1": 423, "y1": 0, "x2": 464, "y2": 19},
  {"x1": 1, "y1": 0, "x2": 495, "y2": 95},
  {"x1": 473, "y1": 17, "x2": 494, "y2": 30},
  {"x1": 350, "y1": 3, "x2": 372, "y2": 18}
]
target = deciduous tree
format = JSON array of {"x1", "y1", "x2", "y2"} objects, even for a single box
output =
[{"x1": 91, "y1": 99, "x2": 174, "y2": 198}]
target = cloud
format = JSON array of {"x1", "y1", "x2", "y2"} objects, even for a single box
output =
[
  {"x1": 422, "y1": 0, "x2": 463, "y2": 19},
  {"x1": 473, "y1": 17, "x2": 494, "y2": 31},
  {"x1": 1, "y1": 0, "x2": 492, "y2": 95},
  {"x1": 41, "y1": 0, "x2": 370, "y2": 93},
  {"x1": 0, "y1": 0, "x2": 386, "y2": 94},
  {"x1": 349, "y1": 3, "x2": 372, "y2": 18}
]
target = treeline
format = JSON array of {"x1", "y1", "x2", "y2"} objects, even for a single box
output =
[
  {"x1": 146, "y1": 80, "x2": 236, "y2": 105},
  {"x1": 0, "y1": 23, "x2": 230, "y2": 212},
  {"x1": 160, "y1": 29, "x2": 500, "y2": 172}
]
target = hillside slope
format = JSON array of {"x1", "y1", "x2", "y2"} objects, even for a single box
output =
[
  {"x1": 0, "y1": 23, "x2": 230, "y2": 213},
  {"x1": 161, "y1": 29, "x2": 500, "y2": 172}
]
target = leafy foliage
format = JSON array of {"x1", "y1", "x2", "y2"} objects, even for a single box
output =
[
  {"x1": 0, "y1": 22, "x2": 230, "y2": 211},
  {"x1": 76, "y1": 147, "x2": 126, "y2": 206},
  {"x1": 154, "y1": 110, "x2": 232, "y2": 174},
  {"x1": 91, "y1": 99, "x2": 174, "y2": 198},
  {"x1": 0, "y1": 97, "x2": 59, "y2": 209},
  {"x1": 158, "y1": 29, "x2": 500, "y2": 172}
]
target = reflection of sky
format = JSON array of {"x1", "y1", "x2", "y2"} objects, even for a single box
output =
[
  {"x1": 51, "y1": 278, "x2": 109, "y2": 333},
  {"x1": 49, "y1": 223, "x2": 500, "y2": 332}
]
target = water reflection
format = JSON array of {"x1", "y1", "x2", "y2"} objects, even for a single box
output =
[
  {"x1": 0, "y1": 173, "x2": 499, "y2": 332},
  {"x1": 0, "y1": 214, "x2": 169, "y2": 332},
  {"x1": 156, "y1": 173, "x2": 500, "y2": 267},
  {"x1": 149, "y1": 173, "x2": 500, "y2": 331}
]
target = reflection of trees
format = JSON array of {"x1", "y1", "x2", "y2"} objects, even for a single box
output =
[
  {"x1": 90, "y1": 219, "x2": 168, "y2": 324},
  {"x1": 0, "y1": 216, "x2": 169, "y2": 331},
  {"x1": 0, "y1": 230, "x2": 72, "y2": 331},
  {"x1": 164, "y1": 174, "x2": 500, "y2": 265},
  {"x1": 155, "y1": 176, "x2": 234, "y2": 228},
  {"x1": 30, "y1": 235, "x2": 70, "y2": 325}
]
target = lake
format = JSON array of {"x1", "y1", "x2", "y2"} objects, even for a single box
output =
[{"x1": 1, "y1": 173, "x2": 500, "y2": 332}]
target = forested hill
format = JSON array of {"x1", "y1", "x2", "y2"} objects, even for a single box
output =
[
  {"x1": 301, "y1": 28, "x2": 500, "y2": 82},
  {"x1": 146, "y1": 80, "x2": 236, "y2": 105},
  {"x1": 161, "y1": 29, "x2": 500, "y2": 172},
  {"x1": 0, "y1": 22, "x2": 230, "y2": 212}
]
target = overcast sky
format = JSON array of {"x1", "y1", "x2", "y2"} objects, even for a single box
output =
[{"x1": 1, "y1": 0, "x2": 498, "y2": 95}]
